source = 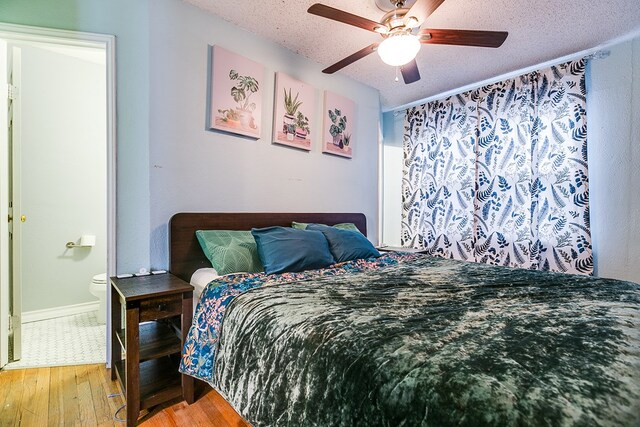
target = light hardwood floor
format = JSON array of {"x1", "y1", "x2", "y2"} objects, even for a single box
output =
[{"x1": 0, "y1": 364, "x2": 248, "y2": 426}]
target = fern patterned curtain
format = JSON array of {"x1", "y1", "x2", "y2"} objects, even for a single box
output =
[{"x1": 402, "y1": 59, "x2": 592, "y2": 275}]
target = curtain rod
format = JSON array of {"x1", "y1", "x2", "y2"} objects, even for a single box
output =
[{"x1": 387, "y1": 28, "x2": 640, "y2": 114}]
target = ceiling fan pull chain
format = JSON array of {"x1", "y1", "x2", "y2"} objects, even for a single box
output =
[{"x1": 395, "y1": 66, "x2": 399, "y2": 82}]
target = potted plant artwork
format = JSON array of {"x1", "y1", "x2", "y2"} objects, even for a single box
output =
[
  {"x1": 322, "y1": 91, "x2": 354, "y2": 158},
  {"x1": 328, "y1": 108, "x2": 347, "y2": 148},
  {"x1": 295, "y1": 112, "x2": 311, "y2": 140},
  {"x1": 343, "y1": 132, "x2": 351, "y2": 147},
  {"x1": 210, "y1": 46, "x2": 263, "y2": 138},
  {"x1": 229, "y1": 69, "x2": 259, "y2": 129},
  {"x1": 283, "y1": 88, "x2": 303, "y2": 140},
  {"x1": 272, "y1": 73, "x2": 316, "y2": 150},
  {"x1": 217, "y1": 108, "x2": 241, "y2": 127}
]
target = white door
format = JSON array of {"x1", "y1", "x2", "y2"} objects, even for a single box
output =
[
  {"x1": 0, "y1": 40, "x2": 9, "y2": 368},
  {"x1": 9, "y1": 43, "x2": 107, "y2": 362},
  {"x1": 1, "y1": 44, "x2": 22, "y2": 365},
  {"x1": 7, "y1": 45, "x2": 22, "y2": 362}
]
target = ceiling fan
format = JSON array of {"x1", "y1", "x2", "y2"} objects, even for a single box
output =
[{"x1": 307, "y1": 0, "x2": 508, "y2": 84}]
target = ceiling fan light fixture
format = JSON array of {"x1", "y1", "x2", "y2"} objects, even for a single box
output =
[
  {"x1": 405, "y1": 16, "x2": 419, "y2": 28},
  {"x1": 377, "y1": 33, "x2": 420, "y2": 66}
]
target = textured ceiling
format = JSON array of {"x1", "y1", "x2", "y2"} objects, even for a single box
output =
[{"x1": 184, "y1": 0, "x2": 640, "y2": 110}]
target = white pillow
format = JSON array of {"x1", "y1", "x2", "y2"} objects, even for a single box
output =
[{"x1": 190, "y1": 268, "x2": 219, "y2": 288}]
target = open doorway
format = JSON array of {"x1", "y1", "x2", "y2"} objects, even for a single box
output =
[{"x1": 0, "y1": 23, "x2": 116, "y2": 370}]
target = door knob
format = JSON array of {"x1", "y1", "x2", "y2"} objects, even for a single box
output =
[{"x1": 20, "y1": 215, "x2": 26, "y2": 222}]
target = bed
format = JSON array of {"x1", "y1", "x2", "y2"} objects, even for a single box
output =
[{"x1": 170, "y1": 212, "x2": 640, "y2": 426}]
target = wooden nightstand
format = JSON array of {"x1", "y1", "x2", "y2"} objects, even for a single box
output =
[{"x1": 110, "y1": 273, "x2": 195, "y2": 426}]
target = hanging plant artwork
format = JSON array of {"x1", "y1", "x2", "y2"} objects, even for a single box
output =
[
  {"x1": 323, "y1": 91, "x2": 355, "y2": 158},
  {"x1": 209, "y1": 45, "x2": 263, "y2": 139},
  {"x1": 272, "y1": 72, "x2": 316, "y2": 150}
]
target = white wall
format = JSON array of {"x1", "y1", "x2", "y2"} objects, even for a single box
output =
[
  {"x1": 0, "y1": 0, "x2": 151, "y2": 274},
  {"x1": 148, "y1": 0, "x2": 382, "y2": 268},
  {"x1": 381, "y1": 111, "x2": 403, "y2": 246},
  {"x1": 1, "y1": 0, "x2": 382, "y2": 273},
  {"x1": 587, "y1": 36, "x2": 640, "y2": 282},
  {"x1": 18, "y1": 45, "x2": 106, "y2": 311}
]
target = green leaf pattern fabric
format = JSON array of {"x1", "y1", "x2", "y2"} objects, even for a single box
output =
[
  {"x1": 196, "y1": 230, "x2": 263, "y2": 275},
  {"x1": 402, "y1": 59, "x2": 592, "y2": 275}
]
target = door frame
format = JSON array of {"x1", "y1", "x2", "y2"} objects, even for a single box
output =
[
  {"x1": 0, "y1": 22, "x2": 116, "y2": 368},
  {"x1": 0, "y1": 39, "x2": 8, "y2": 368},
  {"x1": 9, "y1": 45, "x2": 22, "y2": 362}
]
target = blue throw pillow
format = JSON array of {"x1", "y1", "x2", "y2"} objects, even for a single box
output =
[
  {"x1": 251, "y1": 226, "x2": 336, "y2": 274},
  {"x1": 307, "y1": 224, "x2": 380, "y2": 263}
]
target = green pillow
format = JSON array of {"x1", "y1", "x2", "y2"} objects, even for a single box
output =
[
  {"x1": 195, "y1": 230, "x2": 263, "y2": 275},
  {"x1": 291, "y1": 221, "x2": 362, "y2": 234}
]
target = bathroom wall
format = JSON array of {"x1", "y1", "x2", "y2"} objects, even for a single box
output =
[{"x1": 18, "y1": 44, "x2": 107, "y2": 312}]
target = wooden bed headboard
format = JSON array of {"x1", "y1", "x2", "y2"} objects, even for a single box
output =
[{"x1": 169, "y1": 212, "x2": 367, "y2": 282}]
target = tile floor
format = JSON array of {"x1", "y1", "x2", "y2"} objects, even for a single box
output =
[{"x1": 4, "y1": 311, "x2": 106, "y2": 369}]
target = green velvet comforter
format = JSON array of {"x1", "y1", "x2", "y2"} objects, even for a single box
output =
[{"x1": 185, "y1": 254, "x2": 640, "y2": 426}]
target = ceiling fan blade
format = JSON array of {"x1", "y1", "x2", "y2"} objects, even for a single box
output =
[
  {"x1": 323, "y1": 43, "x2": 379, "y2": 74},
  {"x1": 308, "y1": 4, "x2": 382, "y2": 33},
  {"x1": 406, "y1": 0, "x2": 446, "y2": 27},
  {"x1": 420, "y1": 29, "x2": 508, "y2": 47},
  {"x1": 401, "y1": 59, "x2": 421, "y2": 84}
]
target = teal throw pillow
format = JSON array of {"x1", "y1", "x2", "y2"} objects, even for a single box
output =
[
  {"x1": 307, "y1": 224, "x2": 380, "y2": 263},
  {"x1": 251, "y1": 226, "x2": 335, "y2": 274}
]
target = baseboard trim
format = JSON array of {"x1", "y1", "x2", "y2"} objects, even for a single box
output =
[{"x1": 22, "y1": 301, "x2": 100, "y2": 323}]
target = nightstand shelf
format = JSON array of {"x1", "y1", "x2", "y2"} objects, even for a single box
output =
[
  {"x1": 110, "y1": 273, "x2": 195, "y2": 425},
  {"x1": 138, "y1": 355, "x2": 183, "y2": 410},
  {"x1": 113, "y1": 355, "x2": 183, "y2": 410},
  {"x1": 116, "y1": 321, "x2": 182, "y2": 363}
]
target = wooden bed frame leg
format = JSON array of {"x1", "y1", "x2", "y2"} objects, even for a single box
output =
[
  {"x1": 183, "y1": 375, "x2": 195, "y2": 404},
  {"x1": 182, "y1": 291, "x2": 195, "y2": 404}
]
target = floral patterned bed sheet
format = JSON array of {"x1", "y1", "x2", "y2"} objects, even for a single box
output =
[{"x1": 179, "y1": 252, "x2": 417, "y2": 382}]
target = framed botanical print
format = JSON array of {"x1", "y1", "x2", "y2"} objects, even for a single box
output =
[
  {"x1": 209, "y1": 45, "x2": 263, "y2": 139},
  {"x1": 272, "y1": 72, "x2": 316, "y2": 150},
  {"x1": 322, "y1": 91, "x2": 355, "y2": 158}
]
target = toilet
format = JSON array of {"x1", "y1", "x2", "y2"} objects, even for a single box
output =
[{"x1": 89, "y1": 273, "x2": 107, "y2": 324}]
